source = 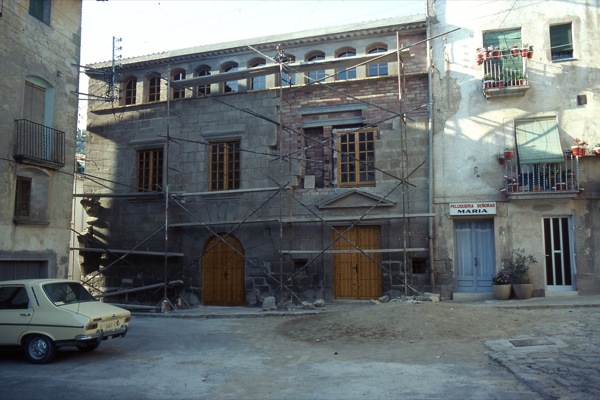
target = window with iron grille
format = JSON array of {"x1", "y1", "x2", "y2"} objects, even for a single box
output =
[
  {"x1": 136, "y1": 148, "x2": 163, "y2": 192},
  {"x1": 209, "y1": 141, "x2": 240, "y2": 191},
  {"x1": 14, "y1": 176, "x2": 32, "y2": 218},
  {"x1": 337, "y1": 129, "x2": 376, "y2": 187}
]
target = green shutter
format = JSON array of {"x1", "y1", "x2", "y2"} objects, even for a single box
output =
[{"x1": 515, "y1": 118, "x2": 564, "y2": 164}]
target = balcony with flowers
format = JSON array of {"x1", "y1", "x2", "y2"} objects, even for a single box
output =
[{"x1": 477, "y1": 44, "x2": 532, "y2": 99}]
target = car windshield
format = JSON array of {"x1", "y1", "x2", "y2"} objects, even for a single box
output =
[{"x1": 43, "y1": 282, "x2": 97, "y2": 305}]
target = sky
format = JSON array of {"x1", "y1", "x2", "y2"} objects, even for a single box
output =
[{"x1": 78, "y1": 0, "x2": 424, "y2": 125}]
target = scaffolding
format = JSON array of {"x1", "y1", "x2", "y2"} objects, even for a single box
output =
[{"x1": 75, "y1": 20, "x2": 446, "y2": 310}]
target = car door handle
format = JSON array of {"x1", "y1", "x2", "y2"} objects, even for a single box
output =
[{"x1": 20, "y1": 312, "x2": 31, "y2": 316}]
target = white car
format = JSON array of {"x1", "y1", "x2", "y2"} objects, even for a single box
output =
[{"x1": 0, "y1": 279, "x2": 131, "y2": 364}]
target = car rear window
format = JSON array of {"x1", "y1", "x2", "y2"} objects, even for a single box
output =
[{"x1": 43, "y1": 282, "x2": 96, "y2": 305}]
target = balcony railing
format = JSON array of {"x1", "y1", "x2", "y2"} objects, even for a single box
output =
[
  {"x1": 15, "y1": 119, "x2": 65, "y2": 168},
  {"x1": 480, "y1": 52, "x2": 530, "y2": 99},
  {"x1": 502, "y1": 154, "x2": 581, "y2": 196}
]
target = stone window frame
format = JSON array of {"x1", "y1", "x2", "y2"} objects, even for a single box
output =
[
  {"x1": 13, "y1": 168, "x2": 50, "y2": 225},
  {"x1": 248, "y1": 58, "x2": 267, "y2": 90},
  {"x1": 335, "y1": 128, "x2": 377, "y2": 188},
  {"x1": 135, "y1": 147, "x2": 164, "y2": 192},
  {"x1": 367, "y1": 44, "x2": 389, "y2": 77},
  {"x1": 29, "y1": 0, "x2": 51, "y2": 25},
  {"x1": 335, "y1": 47, "x2": 357, "y2": 80},
  {"x1": 146, "y1": 72, "x2": 162, "y2": 103},
  {"x1": 221, "y1": 62, "x2": 239, "y2": 94},
  {"x1": 171, "y1": 69, "x2": 186, "y2": 100},
  {"x1": 122, "y1": 76, "x2": 137, "y2": 105},
  {"x1": 194, "y1": 65, "x2": 211, "y2": 96},
  {"x1": 305, "y1": 51, "x2": 326, "y2": 84},
  {"x1": 209, "y1": 140, "x2": 241, "y2": 192}
]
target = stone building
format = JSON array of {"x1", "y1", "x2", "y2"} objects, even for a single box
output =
[
  {"x1": 429, "y1": 0, "x2": 600, "y2": 297},
  {"x1": 0, "y1": 1, "x2": 82, "y2": 279},
  {"x1": 82, "y1": 15, "x2": 433, "y2": 305}
]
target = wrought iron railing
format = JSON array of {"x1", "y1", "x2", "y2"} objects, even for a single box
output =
[
  {"x1": 480, "y1": 52, "x2": 529, "y2": 89},
  {"x1": 502, "y1": 154, "x2": 580, "y2": 194},
  {"x1": 15, "y1": 119, "x2": 65, "y2": 167}
]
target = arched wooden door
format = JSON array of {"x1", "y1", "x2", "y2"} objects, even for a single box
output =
[
  {"x1": 333, "y1": 226, "x2": 381, "y2": 300},
  {"x1": 201, "y1": 234, "x2": 245, "y2": 306}
]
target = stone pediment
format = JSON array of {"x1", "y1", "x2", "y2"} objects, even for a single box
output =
[{"x1": 317, "y1": 190, "x2": 395, "y2": 210}]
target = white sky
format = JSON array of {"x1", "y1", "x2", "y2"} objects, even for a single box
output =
[{"x1": 78, "y1": 0, "x2": 424, "y2": 125}]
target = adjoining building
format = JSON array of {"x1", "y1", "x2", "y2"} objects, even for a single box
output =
[
  {"x1": 429, "y1": 0, "x2": 600, "y2": 297},
  {"x1": 81, "y1": 15, "x2": 434, "y2": 305},
  {"x1": 0, "y1": 0, "x2": 82, "y2": 279}
]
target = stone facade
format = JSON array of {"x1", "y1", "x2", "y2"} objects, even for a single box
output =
[
  {"x1": 0, "y1": 1, "x2": 82, "y2": 279},
  {"x1": 429, "y1": 0, "x2": 600, "y2": 297},
  {"x1": 83, "y1": 16, "x2": 433, "y2": 304}
]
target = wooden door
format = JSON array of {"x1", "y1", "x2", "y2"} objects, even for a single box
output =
[
  {"x1": 455, "y1": 220, "x2": 495, "y2": 292},
  {"x1": 201, "y1": 234, "x2": 244, "y2": 305},
  {"x1": 333, "y1": 226, "x2": 381, "y2": 299}
]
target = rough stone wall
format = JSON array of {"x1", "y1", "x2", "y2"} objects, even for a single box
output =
[{"x1": 0, "y1": 1, "x2": 82, "y2": 278}]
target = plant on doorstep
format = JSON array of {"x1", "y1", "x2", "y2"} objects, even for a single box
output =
[{"x1": 506, "y1": 249, "x2": 538, "y2": 299}]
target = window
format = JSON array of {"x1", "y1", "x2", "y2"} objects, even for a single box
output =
[
  {"x1": 14, "y1": 176, "x2": 32, "y2": 219},
  {"x1": 29, "y1": 0, "x2": 51, "y2": 24},
  {"x1": 209, "y1": 141, "x2": 240, "y2": 191},
  {"x1": 337, "y1": 129, "x2": 376, "y2": 187},
  {"x1": 136, "y1": 148, "x2": 163, "y2": 192},
  {"x1": 483, "y1": 29, "x2": 523, "y2": 81},
  {"x1": 195, "y1": 66, "x2": 211, "y2": 96},
  {"x1": 0, "y1": 286, "x2": 30, "y2": 309},
  {"x1": 336, "y1": 49, "x2": 356, "y2": 80},
  {"x1": 368, "y1": 46, "x2": 388, "y2": 77},
  {"x1": 550, "y1": 23, "x2": 573, "y2": 61},
  {"x1": 306, "y1": 52, "x2": 326, "y2": 83},
  {"x1": 123, "y1": 77, "x2": 137, "y2": 105},
  {"x1": 222, "y1": 63, "x2": 238, "y2": 93},
  {"x1": 249, "y1": 59, "x2": 266, "y2": 90},
  {"x1": 280, "y1": 65, "x2": 296, "y2": 86},
  {"x1": 147, "y1": 74, "x2": 161, "y2": 102},
  {"x1": 171, "y1": 70, "x2": 186, "y2": 100}
]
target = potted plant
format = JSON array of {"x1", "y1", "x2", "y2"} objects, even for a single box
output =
[
  {"x1": 491, "y1": 270, "x2": 512, "y2": 300},
  {"x1": 506, "y1": 249, "x2": 538, "y2": 299},
  {"x1": 527, "y1": 45, "x2": 534, "y2": 59},
  {"x1": 514, "y1": 73, "x2": 527, "y2": 85},
  {"x1": 511, "y1": 44, "x2": 520, "y2": 57},
  {"x1": 490, "y1": 45, "x2": 501, "y2": 59},
  {"x1": 503, "y1": 148, "x2": 515, "y2": 160},
  {"x1": 497, "y1": 153, "x2": 506, "y2": 165},
  {"x1": 501, "y1": 46, "x2": 510, "y2": 59},
  {"x1": 520, "y1": 43, "x2": 529, "y2": 57},
  {"x1": 593, "y1": 143, "x2": 600, "y2": 156},
  {"x1": 571, "y1": 138, "x2": 588, "y2": 157},
  {"x1": 505, "y1": 176, "x2": 518, "y2": 192}
]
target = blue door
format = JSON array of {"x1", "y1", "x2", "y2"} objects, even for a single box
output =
[{"x1": 455, "y1": 219, "x2": 495, "y2": 292}]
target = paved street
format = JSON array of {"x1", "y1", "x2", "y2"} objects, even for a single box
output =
[{"x1": 0, "y1": 298, "x2": 599, "y2": 399}]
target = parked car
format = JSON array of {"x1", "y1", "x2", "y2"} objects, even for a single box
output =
[{"x1": 0, "y1": 279, "x2": 131, "y2": 364}]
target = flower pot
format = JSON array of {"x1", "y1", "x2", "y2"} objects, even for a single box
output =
[
  {"x1": 508, "y1": 183, "x2": 519, "y2": 192},
  {"x1": 492, "y1": 284, "x2": 511, "y2": 300},
  {"x1": 492, "y1": 50, "x2": 501, "y2": 59},
  {"x1": 571, "y1": 146, "x2": 583, "y2": 157},
  {"x1": 594, "y1": 147, "x2": 600, "y2": 156},
  {"x1": 513, "y1": 283, "x2": 532, "y2": 300},
  {"x1": 555, "y1": 182, "x2": 567, "y2": 191},
  {"x1": 511, "y1": 48, "x2": 519, "y2": 57},
  {"x1": 503, "y1": 150, "x2": 515, "y2": 160},
  {"x1": 527, "y1": 50, "x2": 533, "y2": 59},
  {"x1": 521, "y1": 48, "x2": 529, "y2": 57},
  {"x1": 498, "y1": 156, "x2": 505, "y2": 165}
]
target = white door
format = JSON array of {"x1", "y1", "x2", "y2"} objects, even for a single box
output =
[
  {"x1": 543, "y1": 217, "x2": 575, "y2": 291},
  {"x1": 455, "y1": 220, "x2": 496, "y2": 292}
]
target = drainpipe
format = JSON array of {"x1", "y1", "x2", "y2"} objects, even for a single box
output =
[{"x1": 426, "y1": 0, "x2": 436, "y2": 293}]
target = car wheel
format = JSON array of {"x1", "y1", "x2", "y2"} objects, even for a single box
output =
[
  {"x1": 77, "y1": 342, "x2": 100, "y2": 352},
  {"x1": 25, "y1": 335, "x2": 56, "y2": 364}
]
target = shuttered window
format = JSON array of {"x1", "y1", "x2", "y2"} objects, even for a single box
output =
[
  {"x1": 14, "y1": 176, "x2": 32, "y2": 218},
  {"x1": 483, "y1": 29, "x2": 523, "y2": 76},
  {"x1": 209, "y1": 141, "x2": 240, "y2": 191},
  {"x1": 23, "y1": 81, "x2": 46, "y2": 124},
  {"x1": 136, "y1": 148, "x2": 163, "y2": 192},
  {"x1": 515, "y1": 118, "x2": 564, "y2": 164}
]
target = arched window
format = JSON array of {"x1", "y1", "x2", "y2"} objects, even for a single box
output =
[
  {"x1": 194, "y1": 66, "x2": 211, "y2": 96},
  {"x1": 147, "y1": 73, "x2": 161, "y2": 102},
  {"x1": 336, "y1": 48, "x2": 356, "y2": 80},
  {"x1": 222, "y1": 63, "x2": 238, "y2": 93},
  {"x1": 367, "y1": 46, "x2": 388, "y2": 77},
  {"x1": 279, "y1": 54, "x2": 296, "y2": 86},
  {"x1": 248, "y1": 58, "x2": 266, "y2": 90},
  {"x1": 171, "y1": 69, "x2": 186, "y2": 100},
  {"x1": 306, "y1": 51, "x2": 325, "y2": 83},
  {"x1": 122, "y1": 76, "x2": 137, "y2": 105}
]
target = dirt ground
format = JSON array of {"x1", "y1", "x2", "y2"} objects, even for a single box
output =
[{"x1": 276, "y1": 300, "x2": 538, "y2": 344}]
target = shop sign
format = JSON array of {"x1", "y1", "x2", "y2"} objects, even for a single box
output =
[{"x1": 449, "y1": 202, "x2": 496, "y2": 216}]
